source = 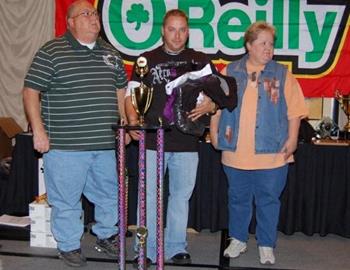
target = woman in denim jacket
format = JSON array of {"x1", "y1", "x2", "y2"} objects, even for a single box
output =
[{"x1": 210, "y1": 21, "x2": 308, "y2": 265}]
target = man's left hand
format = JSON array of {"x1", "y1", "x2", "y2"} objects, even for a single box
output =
[{"x1": 188, "y1": 94, "x2": 216, "y2": 121}]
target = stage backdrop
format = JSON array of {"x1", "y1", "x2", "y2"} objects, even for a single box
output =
[{"x1": 56, "y1": 0, "x2": 350, "y2": 98}]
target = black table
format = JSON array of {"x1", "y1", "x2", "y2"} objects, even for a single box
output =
[
  {"x1": 0, "y1": 133, "x2": 38, "y2": 217},
  {"x1": 1, "y1": 134, "x2": 350, "y2": 239},
  {"x1": 279, "y1": 142, "x2": 350, "y2": 237}
]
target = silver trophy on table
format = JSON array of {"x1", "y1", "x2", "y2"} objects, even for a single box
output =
[{"x1": 131, "y1": 57, "x2": 153, "y2": 126}]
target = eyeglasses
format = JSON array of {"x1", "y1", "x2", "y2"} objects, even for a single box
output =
[{"x1": 71, "y1": 10, "x2": 99, "y2": 19}]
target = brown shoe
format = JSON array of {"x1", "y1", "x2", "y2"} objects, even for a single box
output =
[{"x1": 58, "y1": 248, "x2": 87, "y2": 267}]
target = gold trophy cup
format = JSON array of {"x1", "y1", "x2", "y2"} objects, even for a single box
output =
[
  {"x1": 131, "y1": 57, "x2": 153, "y2": 126},
  {"x1": 335, "y1": 90, "x2": 350, "y2": 133}
]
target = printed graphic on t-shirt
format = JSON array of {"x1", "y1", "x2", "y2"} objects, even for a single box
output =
[{"x1": 150, "y1": 60, "x2": 191, "y2": 85}]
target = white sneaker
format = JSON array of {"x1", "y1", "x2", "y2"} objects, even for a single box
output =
[
  {"x1": 223, "y1": 238, "x2": 247, "y2": 258},
  {"x1": 259, "y1": 246, "x2": 275, "y2": 265}
]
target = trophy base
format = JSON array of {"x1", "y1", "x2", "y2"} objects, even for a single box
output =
[
  {"x1": 112, "y1": 123, "x2": 169, "y2": 131},
  {"x1": 312, "y1": 138, "x2": 350, "y2": 146}
]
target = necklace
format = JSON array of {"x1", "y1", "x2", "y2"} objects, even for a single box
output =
[{"x1": 162, "y1": 45, "x2": 185, "y2": 55}]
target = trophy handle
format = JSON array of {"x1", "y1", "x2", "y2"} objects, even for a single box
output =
[
  {"x1": 130, "y1": 91, "x2": 141, "y2": 115},
  {"x1": 144, "y1": 87, "x2": 153, "y2": 113}
]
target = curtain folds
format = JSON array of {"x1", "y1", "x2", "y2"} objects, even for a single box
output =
[{"x1": 0, "y1": 0, "x2": 54, "y2": 129}]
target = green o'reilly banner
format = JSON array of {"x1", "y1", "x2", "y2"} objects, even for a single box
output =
[{"x1": 93, "y1": 0, "x2": 350, "y2": 97}]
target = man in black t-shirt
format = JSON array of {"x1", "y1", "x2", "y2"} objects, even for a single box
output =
[{"x1": 125, "y1": 9, "x2": 218, "y2": 265}]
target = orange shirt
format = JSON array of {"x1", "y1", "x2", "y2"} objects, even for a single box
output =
[{"x1": 221, "y1": 62, "x2": 308, "y2": 170}]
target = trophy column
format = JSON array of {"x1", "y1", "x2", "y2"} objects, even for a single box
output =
[
  {"x1": 137, "y1": 129, "x2": 147, "y2": 270},
  {"x1": 113, "y1": 124, "x2": 165, "y2": 270},
  {"x1": 116, "y1": 55, "x2": 165, "y2": 269},
  {"x1": 156, "y1": 128, "x2": 165, "y2": 269},
  {"x1": 116, "y1": 126, "x2": 127, "y2": 270}
]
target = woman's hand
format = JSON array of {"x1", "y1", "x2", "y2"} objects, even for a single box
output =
[
  {"x1": 280, "y1": 117, "x2": 302, "y2": 160},
  {"x1": 280, "y1": 137, "x2": 298, "y2": 160}
]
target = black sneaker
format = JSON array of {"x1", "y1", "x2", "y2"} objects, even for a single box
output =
[
  {"x1": 171, "y1": 252, "x2": 191, "y2": 265},
  {"x1": 132, "y1": 256, "x2": 152, "y2": 268},
  {"x1": 58, "y1": 248, "x2": 87, "y2": 267},
  {"x1": 95, "y1": 234, "x2": 119, "y2": 258}
]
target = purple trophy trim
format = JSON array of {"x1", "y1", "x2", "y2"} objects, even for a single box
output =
[
  {"x1": 138, "y1": 131, "x2": 147, "y2": 270},
  {"x1": 156, "y1": 128, "x2": 165, "y2": 270},
  {"x1": 117, "y1": 128, "x2": 126, "y2": 270}
]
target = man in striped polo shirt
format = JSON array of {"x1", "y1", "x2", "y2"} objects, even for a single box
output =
[{"x1": 23, "y1": 0, "x2": 127, "y2": 267}]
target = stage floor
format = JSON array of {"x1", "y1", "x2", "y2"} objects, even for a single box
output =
[{"x1": 1, "y1": 228, "x2": 350, "y2": 270}]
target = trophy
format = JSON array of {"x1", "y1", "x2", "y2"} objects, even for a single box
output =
[
  {"x1": 335, "y1": 90, "x2": 350, "y2": 133},
  {"x1": 131, "y1": 57, "x2": 153, "y2": 126}
]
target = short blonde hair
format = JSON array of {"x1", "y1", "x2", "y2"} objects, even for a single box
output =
[
  {"x1": 244, "y1": 21, "x2": 276, "y2": 46},
  {"x1": 162, "y1": 9, "x2": 188, "y2": 27}
]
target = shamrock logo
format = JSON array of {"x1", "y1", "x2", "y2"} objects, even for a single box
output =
[{"x1": 126, "y1": 3, "x2": 149, "y2": 30}]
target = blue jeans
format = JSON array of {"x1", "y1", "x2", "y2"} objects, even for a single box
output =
[
  {"x1": 43, "y1": 150, "x2": 118, "y2": 252},
  {"x1": 223, "y1": 165, "x2": 288, "y2": 247},
  {"x1": 136, "y1": 150, "x2": 198, "y2": 262}
]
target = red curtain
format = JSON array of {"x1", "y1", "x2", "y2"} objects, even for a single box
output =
[{"x1": 298, "y1": 28, "x2": 350, "y2": 97}]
